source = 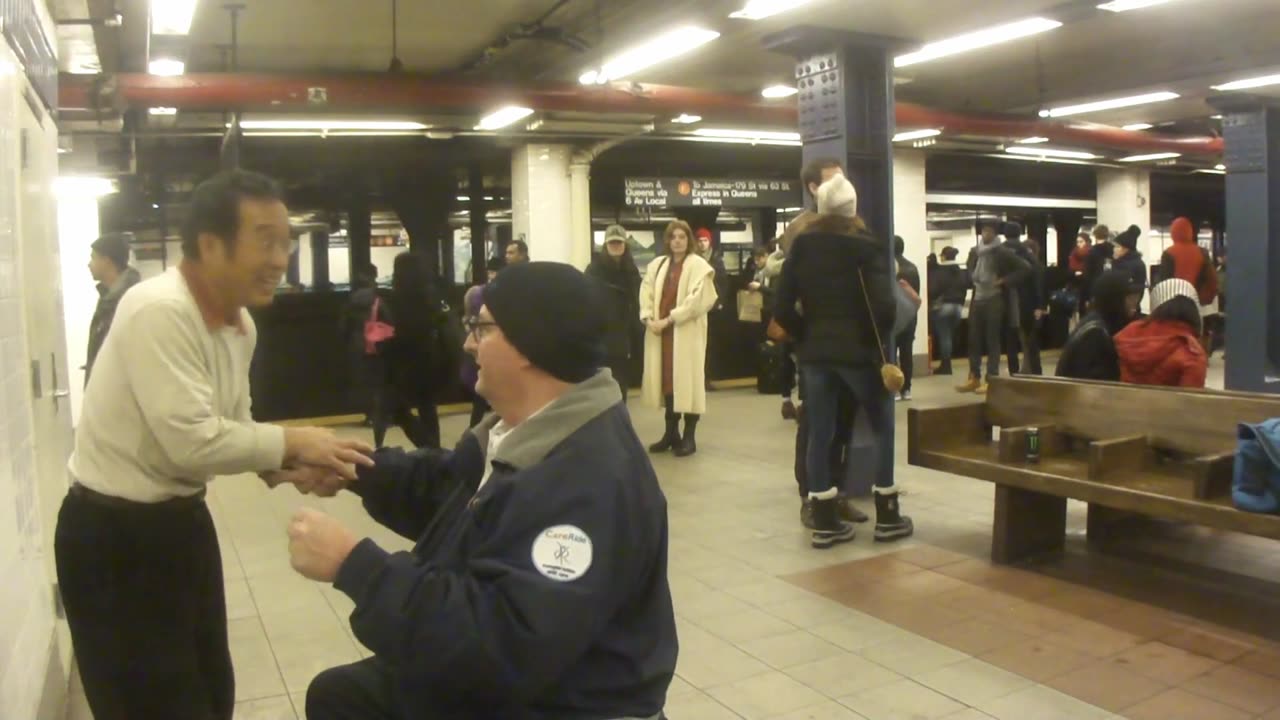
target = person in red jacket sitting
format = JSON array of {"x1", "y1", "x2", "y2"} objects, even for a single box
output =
[{"x1": 1114, "y1": 278, "x2": 1207, "y2": 388}]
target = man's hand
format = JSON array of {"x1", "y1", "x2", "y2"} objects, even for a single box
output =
[
  {"x1": 285, "y1": 427, "x2": 375, "y2": 481},
  {"x1": 287, "y1": 508, "x2": 360, "y2": 582},
  {"x1": 272, "y1": 466, "x2": 349, "y2": 497},
  {"x1": 748, "y1": 281, "x2": 761, "y2": 291}
]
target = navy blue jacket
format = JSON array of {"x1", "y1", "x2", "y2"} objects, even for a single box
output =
[{"x1": 334, "y1": 371, "x2": 676, "y2": 719}]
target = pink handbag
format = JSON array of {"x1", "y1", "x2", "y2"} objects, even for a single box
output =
[{"x1": 363, "y1": 296, "x2": 395, "y2": 354}]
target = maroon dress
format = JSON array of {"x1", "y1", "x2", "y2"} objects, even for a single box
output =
[{"x1": 658, "y1": 256, "x2": 685, "y2": 396}]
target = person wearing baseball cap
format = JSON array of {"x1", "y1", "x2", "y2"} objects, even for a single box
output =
[
  {"x1": 293, "y1": 261, "x2": 677, "y2": 720},
  {"x1": 587, "y1": 225, "x2": 642, "y2": 401},
  {"x1": 1113, "y1": 277, "x2": 1207, "y2": 388},
  {"x1": 85, "y1": 232, "x2": 142, "y2": 381}
]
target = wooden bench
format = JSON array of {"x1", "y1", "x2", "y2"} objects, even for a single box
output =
[{"x1": 907, "y1": 376, "x2": 1280, "y2": 564}]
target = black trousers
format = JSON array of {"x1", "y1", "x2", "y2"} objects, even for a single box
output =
[
  {"x1": 54, "y1": 486, "x2": 232, "y2": 720},
  {"x1": 894, "y1": 318, "x2": 918, "y2": 392},
  {"x1": 608, "y1": 354, "x2": 630, "y2": 402},
  {"x1": 373, "y1": 384, "x2": 440, "y2": 449},
  {"x1": 307, "y1": 658, "x2": 409, "y2": 720}
]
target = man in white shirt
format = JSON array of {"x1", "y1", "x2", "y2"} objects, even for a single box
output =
[{"x1": 54, "y1": 170, "x2": 374, "y2": 720}]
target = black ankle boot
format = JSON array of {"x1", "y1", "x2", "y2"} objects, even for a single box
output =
[
  {"x1": 674, "y1": 414, "x2": 699, "y2": 457},
  {"x1": 873, "y1": 486, "x2": 914, "y2": 542},
  {"x1": 810, "y1": 491, "x2": 857, "y2": 548},
  {"x1": 937, "y1": 360, "x2": 953, "y2": 375},
  {"x1": 649, "y1": 398, "x2": 680, "y2": 453}
]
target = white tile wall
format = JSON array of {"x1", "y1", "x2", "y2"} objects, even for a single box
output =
[{"x1": 0, "y1": 40, "x2": 54, "y2": 720}]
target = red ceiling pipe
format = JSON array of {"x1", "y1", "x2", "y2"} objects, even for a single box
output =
[{"x1": 60, "y1": 73, "x2": 1224, "y2": 156}]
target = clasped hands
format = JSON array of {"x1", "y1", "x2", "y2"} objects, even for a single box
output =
[
  {"x1": 645, "y1": 317, "x2": 673, "y2": 335},
  {"x1": 263, "y1": 426, "x2": 377, "y2": 497}
]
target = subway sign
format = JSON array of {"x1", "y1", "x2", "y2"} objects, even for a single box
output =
[{"x1": 624, "y1": 177, "x2": 800, "y2": 208}]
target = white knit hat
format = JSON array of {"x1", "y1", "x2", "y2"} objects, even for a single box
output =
[
  {"x1": 816, "y1": 173, "x2": 858, "y2": 218},
  {"x1": 1150, "y1": 278, "x2": 1199, "y2": 312}
]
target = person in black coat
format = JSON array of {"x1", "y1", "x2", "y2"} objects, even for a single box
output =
[
  {"x1": 586, "y1": 225, "x2": 642, "y2": 401},
  {"x1": 928, "y1": 246, "x2": 968, "y2": 375},
  {"x1": 893, "y1": 235, "x2": 921, "y2": 399},
  {"x1": 775, "y1": 174, "x2": 912, "y2": 547},
  {"x1": 1111, "y1": 224, "x2": 1148, "y2": 305},
  {"x1": 373, "y1": 252, "x2": 449, "y2": 449},
  {"x1": 1055, "y1": 270, "x2": 1141, "y2": 381}
]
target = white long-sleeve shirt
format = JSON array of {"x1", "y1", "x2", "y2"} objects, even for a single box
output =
[{"x1": 68, "y1": 266, "x2": 286, "y2": 502}]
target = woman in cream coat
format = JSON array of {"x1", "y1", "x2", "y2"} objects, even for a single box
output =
[{"x1": 640, "y1": 220, "x2": 718, "y2": 457}]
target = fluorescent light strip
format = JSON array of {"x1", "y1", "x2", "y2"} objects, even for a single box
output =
[
  {"x1": 1121, "y1": 123, "x2": 1153, "y2": 131},
  {"x1": 991, "y1": 153, "x2": 1096, "y2": 167},
  {"x1": 729, "y1": 0, "x2": 816, "y2": 20},
  {"x1": 681, "y1": 136, "x2": 802, "y2": 147},
  {"x1": 148, "y1": 107, "x2": 178, "y2": 116},
  {"x1": 927, "y1": 192, "x2": 1097, "y2": 209},
  {"x1": 1118, "y1": 152, "x2": 1181, "y2": 162},
  {"x1": 1097, "y1": 0, "x2": 1176, "y2": 11},
  {"x1": 476, "y1": 106, "x2": 535, "y2": 131},
  {"x1": 1215, "y1": 164, "x2": 1226, "y2": 170},
  {"x1": 693, "y1": 128, "x2": 801, "y2": 142},
  {"x1": 1018, "y1": 137, "x2": 1050, "y2": 144},
  {"x1": 152, "y1": 0, "x2": 198, "y2": 35},
  {"x1": 892, "y1": 128, "x2": 941, "y2": 142},
  {"x1": 761, "y1": 85, "x2": 798, "y2": 99},
  {"x1": 1194, "y1": 169, "x2": 1226, "y2": 175},
  {"x1": 579, "y1": 26, "x2": 720, "y2": 85},
  {"x1": 894, "y1": 17, "x2": 1061, "y2": 68},
  {"x1": 1006, "y1": 146, "x2": 1099, "y2": 160},
  {"x1": 148, "y1": 58, "x2": 186, "y2": 76},
  {"x1": 1039, "y1": 91, "x2": 1178, "y2": 118},
  {"x1": 672, "y1": 114, "x2": 702, "y2": 124},
  {"x1": 1212, "y1": 73, "x2": 1280, "y2": 92},
  {"x1": 240, "y1": 120, "x2": 428, "y2": 131}
]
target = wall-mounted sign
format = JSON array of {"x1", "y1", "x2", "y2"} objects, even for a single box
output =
[{"x1": 624, "y1": 177, "x2": 800, "y2": 208}]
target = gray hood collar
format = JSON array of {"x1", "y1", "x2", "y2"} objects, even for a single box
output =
[{"x1": 471, "y1": 369, "x2": 620, "y2": 470}]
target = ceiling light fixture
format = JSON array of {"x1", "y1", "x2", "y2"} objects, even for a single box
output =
[
  {"x1": 1006, "y1": 146, "x2": 1099, "y2": 160},
  {"x1": 1194, "y1": 169, "x2": 1226, "y2": 175},
  {"x1": 1212, "y1": 73, "x2": 1280, "y2": 92},
  {"x1": 693, "y1": 128, "x2": 801, "y2": 142},
  {"x1": 1215, "y1": 164, "x2": 1226, "y2": 170},
  {"x1": 578, "y1": 26, "x2": 720, "y2": 85},
  {"x1": 239, "y1": 120, "x2": 429, "y2": 131},
  {"x1": 1038, "y1": 91, "x2": 1178, "y2": 118},
  {"x1": 1118, "y1": 152, "x2": 1181, "y2": 162},
  {"x1": 476, "y1": 106, "x2": 535, "y2": 131},
  {"x1": 148, "y1": 107, "x2": 178, "y2": 116},
  {"x1": 892, "y1": 128, "x2": 942, "y2": 142},
  {"x1": 1121, "y1": 123, "x2": 1154, "y2": 131},
  {"x1": 672, "y1": 114, "x2": 703, "y2": 124},
  {"x1": 1018, "y1": 137, "x2": 1050, "y2": 144},
  {"x1": 151, "y1": 0, "x2": 199, "y2": 35},
  {"x1": 761, "y1": 85, "x2": 798, "y2": 99},
  {"x1": 729, "y1": 0, "x2": 817, "y2": 20},
  {"x1": 894, "y1": 17, "x2": 1062, "y2": 68},
  {"x1": 994, "y1": 153, "x2": 1096, "y2": 167},
  {"x1": 1097, "y1": 0, "x2": 1177, "y2": 11},
  {"x1": 148, "y1": 58, "x2": 186, "y2": 76}
]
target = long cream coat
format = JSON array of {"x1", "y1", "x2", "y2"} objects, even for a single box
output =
[{"x1": 639, "y1": 253, "x2": 718, "y2": 414}]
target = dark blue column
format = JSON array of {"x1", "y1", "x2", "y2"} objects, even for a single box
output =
[
  {"x1": 1209, "y1": 94, "x2": 1280, "y2": 393},
  {"x1": 766, "y1": 28, "x2": 901, "y2": 486}
]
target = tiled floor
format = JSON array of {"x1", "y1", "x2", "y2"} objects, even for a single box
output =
[{"x1": 66, "y1": 358, "x2": 1280, "y2": 719}]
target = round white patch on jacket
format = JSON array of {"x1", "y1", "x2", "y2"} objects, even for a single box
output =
[{"x1": 531, "y1": 525, "x2": 593, "y2": 582}]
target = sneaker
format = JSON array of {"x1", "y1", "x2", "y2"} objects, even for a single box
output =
[
  {"x1": 898, "y1": 390, "x2": 912, "y2": 402},
  {"x1": 781, "y1": 399, "x2": 797, "y2": 420},
  {"x1": 956, "y1": 377, "x2": 982, "y2": 393}
]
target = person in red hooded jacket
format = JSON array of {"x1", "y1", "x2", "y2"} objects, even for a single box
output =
[
  {"x1": 1114, "y1": 278, "x2": 1207, "y2": 388},
  {"x1": 1158, "y1": 217, "x2": 1219, "y2": 352}
]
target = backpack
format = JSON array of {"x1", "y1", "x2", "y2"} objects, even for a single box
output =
[{"x1": 363, "y1": 296, "x2": 395, "y2": 354}]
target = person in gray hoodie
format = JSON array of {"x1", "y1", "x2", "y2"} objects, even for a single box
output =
[
  {"x1": 85, "y1": 233, "x2": 142, "y2": 382},
  {"x1": 958, "y1": 220, "x2": 1031, "y2": 393}
]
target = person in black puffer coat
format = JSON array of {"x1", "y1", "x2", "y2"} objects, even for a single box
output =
[
  {"x1": 586, "y1": 225, "x2": 642, "y2": 401},
  {"x1": 1055, "y1": 270, "x2": 1140, "y2": 381},
  {"x1": 928, "y1": 246, "x2": 968, "y2": 375},
  {"x1": 1111, "y1": 224, "x2": 1148, "y2": 305}
]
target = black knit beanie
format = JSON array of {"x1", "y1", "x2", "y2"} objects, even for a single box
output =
[
  {"x1": 1113, "y1": 225, "x2": 1141, "y2": 251},
  {"x1": 483, "y1": 261, "x2": 608, "y2": 383}
]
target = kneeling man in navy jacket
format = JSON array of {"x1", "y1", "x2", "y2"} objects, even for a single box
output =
[{"x1": 288, "y1": 261, "x2": 677, "y2": 720}]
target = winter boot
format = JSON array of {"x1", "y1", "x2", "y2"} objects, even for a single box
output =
[
  {"x1": 873, "y1": 485, "x2": 914, "y2": 542},
  {"x1": 674, "y1": 414, "x2": 699, "y2": 457},
  {"x1": 649, "y1": 397, "x2": 680, "y2": 453},
  {"x1": 837, "y1": 496, "x2": 869, "y2": 524},
  {"x1": 936, "y1": 360, "x2": 953, "y2": 375},
  {"x1": 956, "y1": 376, "x2": 982, "y2": 393},
  {"x1": 810, "y1": 488, "x2": 857, "y2": 549},
  {"x1": 800, "y1": 497, "x2": 816, "y2": 529}
]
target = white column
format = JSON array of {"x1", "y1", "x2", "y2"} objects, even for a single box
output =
[
  {"x1": 568, "y1": 157, "x2": 593, "y2": 270},
  {"x1": 511, "y1": 144, "x2": 587, "y2": 267},
  {"x1": 893, "y1": 148, "x2": 929, "y2": 366},
  {"x1": 1096, "y1": 168, "x2": 1155, "y2": 259}
]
